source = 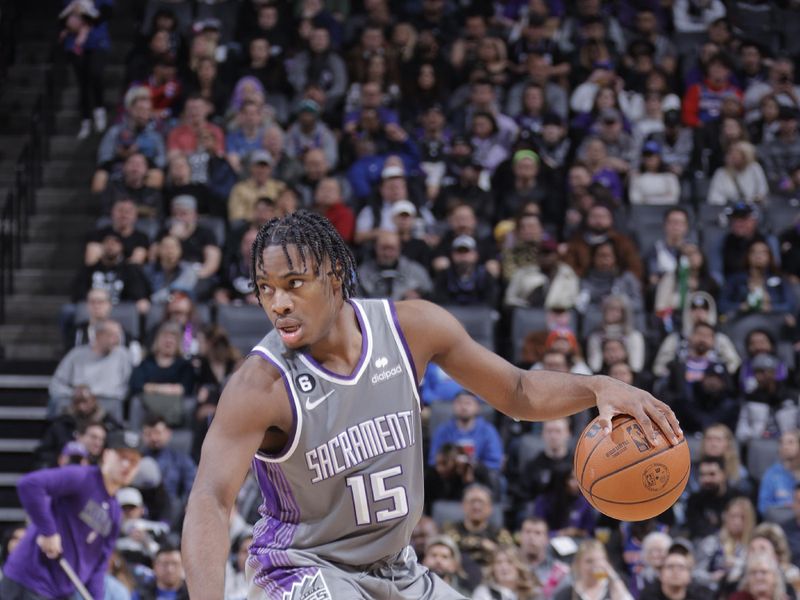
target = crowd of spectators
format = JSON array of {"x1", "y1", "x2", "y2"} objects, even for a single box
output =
[{"x1": 3, "y1": 0, "x2": 800, "y2": 598}]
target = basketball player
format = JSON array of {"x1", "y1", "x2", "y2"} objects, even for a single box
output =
[{"x1": 183, "y1": 211, "x2": 682, "y2": 599}]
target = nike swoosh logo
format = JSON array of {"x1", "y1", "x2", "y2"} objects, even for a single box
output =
[{"x1": 305, "y1": 390, "x2": 335, "y2": 410}]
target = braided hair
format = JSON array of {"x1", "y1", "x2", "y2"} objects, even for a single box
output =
[{"x1": 250, "y1": 210, "x2": 358, "y2": 302}]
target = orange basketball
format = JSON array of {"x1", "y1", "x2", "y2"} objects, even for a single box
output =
[{"x1": 574, "y1": 414, "x2": 691, "y2": 521}]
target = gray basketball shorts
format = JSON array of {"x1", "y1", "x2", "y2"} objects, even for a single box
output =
[{"x1": 245, "y1": 545, "x2": 468, "y2": 600}]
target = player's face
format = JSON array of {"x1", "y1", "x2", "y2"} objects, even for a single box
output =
[{"x1": 256, "y1": 244, "x2": 341, "y2": 350}]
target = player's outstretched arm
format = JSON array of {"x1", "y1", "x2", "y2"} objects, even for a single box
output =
[
  {"x1": 396, "y1": 300, "x2": 681, "y2": 444},
  {"x1": 182, "y1": 357, "x2": 287, "y2": 600}
]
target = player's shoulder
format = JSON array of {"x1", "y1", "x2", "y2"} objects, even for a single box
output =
[
  {"x1": 393, "y1": 300, "x2": 466, "y2": 347},
  {"x1": 224, "y1": 354, "x2": 285, "y2": 399}
]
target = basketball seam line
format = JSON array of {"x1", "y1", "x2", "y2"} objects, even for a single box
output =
[
  {"x1": 589, "y1": 465, "x2": 690, "y2": 505},
  {"x1": 587, "y1": 438, "x2": 688, "y2": 498},
  {"x1": 577, "y1": 416, "x2": 636, "y2": 487}
]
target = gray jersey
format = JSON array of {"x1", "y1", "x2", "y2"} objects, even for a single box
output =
[{"x1": 248, "y1": 299, "x2": 424, "y2": 581}]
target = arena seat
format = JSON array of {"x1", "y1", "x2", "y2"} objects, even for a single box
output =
[
  {"x1": 74, "y1": 301, "x2": 141, "y2": 340},
  {"x1": 746, "y1": 438, "x2": 780, "y2": 482},
  {"x1": 198, "y1": 215, "x2": 227, "y2": 248},
  {"x1": 515, "y1": 433, "x2": 545, "y2": 471},
  {"x1": 441, "y1": 305, "x2": 498, "y2": 350},
  {"x1": 216, "y1": 304, "x2": 273, "y2": 355},
  {"x1": 721, "y1": 313, "x2": 787, "y2": 359},
  {"x1": 144, "y1": 302, "x2": 212, "y2": 340},
  {"x1": 431, "y1": 500, "x2": 504, "y2": 530},
  {"x1": 510, "y1": 308, "x2": 578, "y2": 365}
]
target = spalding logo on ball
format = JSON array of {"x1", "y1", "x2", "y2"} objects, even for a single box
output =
[{"x1": 574, "y1": 414, "x2": 690, "y2": 522}]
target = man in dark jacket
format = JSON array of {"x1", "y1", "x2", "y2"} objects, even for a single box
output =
[
  {"x1": 640, "y1": 543, "x2": 712, "y2": 600},
  {"x1": 133, "y1": 544, "x2": 189, "y2": 600}
]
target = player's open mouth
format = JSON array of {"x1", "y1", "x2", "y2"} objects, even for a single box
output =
[{"x1": 277, "y1": 323, "x2": 303, "y2": 344}]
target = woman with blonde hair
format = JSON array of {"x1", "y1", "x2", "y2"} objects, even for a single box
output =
[
  {"x1": 473, "y1": 545, "x2": 541, "y2": 600},
  {"x1": 727, "y1": 552, "x2": 788, "y2": 600},
  {"x1": 696, "y1": 497, "x2": 756, "y2": 587},
  {"x1": 707, "y1": 141, "x2": 768, "y2": 206},
  {"x1": 722, "y1": 524, "x2": 800, "y2": 598},
  {"x1": 554, "y1": 539, "x2": 633, "y2": 600}
]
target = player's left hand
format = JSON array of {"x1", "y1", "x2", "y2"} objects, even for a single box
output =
[{"x1": 596, "y1": 377, "x2": 682, "y2": 445}]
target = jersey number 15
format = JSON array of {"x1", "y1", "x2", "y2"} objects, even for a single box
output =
[{"x1": 346, "y1": 466, "x2": 409, "y2": 526}]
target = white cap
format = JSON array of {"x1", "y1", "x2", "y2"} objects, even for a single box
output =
[
  {"x1": 117, "y1": 487, "x2": 143, "y2": 507},
  {"x1": 390, "y1": 199, "x2": 417, "y2": 217},
  {"x1": 662, "y1": 94, "x2": 681, "y2": 112},
  {"x1": 381, "y1": 165, "x2": 405, "y2": 180}
]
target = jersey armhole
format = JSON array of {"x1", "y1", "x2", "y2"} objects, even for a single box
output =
[
  {"x1": 248, "y1": 346, "x2": 303, "y2": 463},
  {"x1": 384, "y1": 300, "x2": 422, "y2": 407}
]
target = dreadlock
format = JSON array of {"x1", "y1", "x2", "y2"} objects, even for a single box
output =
[{"x1": 250, "y1": 210, "x2": 358, "y2": 302}]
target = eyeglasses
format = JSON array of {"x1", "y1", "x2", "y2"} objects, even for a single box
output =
[{"x1": 663, "y1": 564, "x2": 690, "y2": 571}]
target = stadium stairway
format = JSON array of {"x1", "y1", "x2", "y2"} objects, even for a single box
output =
[{"x1": 0, "y1": 2, "x2": 135, "y2": 522}]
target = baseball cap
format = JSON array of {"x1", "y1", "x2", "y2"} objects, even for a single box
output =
[
  {"x1": 689, "y1": 295, "x2": 710, "y2": 310},
  {"x1": 171, "y1": 194, "x2": 198, "y2": 211},
  {"x1": 542, "y1": 112, "x2": 564, "y2": 127},
  {"x1": 704, "y1": 362, "x2": 727, "y2": 378},
  {"x1": 642, "y1": 140, "x2": 662, "y2": 155},
  {"x1": 426, "y1": 535, "x2": 461, "y2": 563},
  {"x1": 728, "y1": 201, "x2": 755, "y2": 219},
  {"x1": 381, "y1": 165, "x2": 405, "y2": 180},
  {"x1": 117, "y1": 487, "x2": 144, "y2": 508},
  {"x1": 669, "y1": 538, "x2": 694, "y2": 556},
  {"x1": 390, "y1": 199, "x2": 417, "y2": 217},
  {"x1": 452, "y1": 235, "x2": 477, "y2": 251},
  {"x1": 298, "y1": 99, "x2": 320, "y2": 115},
  {"x1": 193, "y1": 18, "x2": 221, "y2": 34},
  {"x1": 106, "y1": 430, "x2": 143, "y2": 454},
  {"x1": 250, "y1": 149, "x2": 274, "y2": 166},
  {"x1": 513, "y1": 149, "x2": 539, "y2": 164},
  {"x1": 752, "y1": 353, "x2": 779, "y2": 371},
  {"x1": 662, "y1": 95, "x2": 681, "y2": 113},
  {"x1": 61, "y1": 441, "x2": 89, "y2": 459}
]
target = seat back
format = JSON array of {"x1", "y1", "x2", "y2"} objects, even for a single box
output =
[
  {"x1": 75, "y1": 301, "x2": 141, "y2": 340},
  {"x1": 216, "y1": 304, "x2": 273, "y2": 354},
  {"x1": 747, "y1": 438, "x2": 780, "y2": 482},
  {"x1": 441, "y1": 305, "x2": 498, "y2": 350}
]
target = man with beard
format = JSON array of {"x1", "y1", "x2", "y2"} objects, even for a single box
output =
[
  {"x1": 736, "y1": 353, "x2": 800, "y2": 443},
  {"x1": 422, "y1": 536, "x2": 472, "y2": 597},
  {"x1": 358, "y1": 230, "x2": 432, "y2": 300},
  {"x1": 659, "y1": 321, "x2": 721, "y2": 399},
  {"x1": 432, "y1": 235, "x2": 498, "y2": 306},
  {"x1": 564, "y1": 203, "x2": 643, "y2": 279},
  {"x1": 668, "y1": 361, "x2": 739, "y2": 435},
  {"x1": 685, "y1": 456, "x2": 737, "y2": 541},
  {"x1": 640, "y1": 543, "x2": 711, "y2": 600},
  {"x1": 518, "y1": 517, "x2": 569, "y2": 598}
]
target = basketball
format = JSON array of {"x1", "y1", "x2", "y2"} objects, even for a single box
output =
[{"x1": 574, "y1": 414, "x2": 690, "y2": 521}]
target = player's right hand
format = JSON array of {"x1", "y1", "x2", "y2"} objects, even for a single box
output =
[{"x1": 36, "y1": 533, "x2": 63, "y2": 559}]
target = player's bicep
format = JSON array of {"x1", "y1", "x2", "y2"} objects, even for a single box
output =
[{"x1": 192, "y1": 358, "x2": 284, "y2": 507}]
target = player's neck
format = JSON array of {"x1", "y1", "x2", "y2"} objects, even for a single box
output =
[{"x1": 305, "y1": 301, "x2": 363, "y2": 374}]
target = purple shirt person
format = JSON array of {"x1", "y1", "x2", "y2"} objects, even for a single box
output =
[{"x1": 1, "y1": 430, "x2": 143, "y2": 600}]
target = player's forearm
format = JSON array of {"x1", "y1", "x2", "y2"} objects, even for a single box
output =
[
  {"x1": 182, "y1": 491, "x2": 231, "y2": 598},
  {"x1": 511, "y1": 370, "x2": 613, "y2": 421}
]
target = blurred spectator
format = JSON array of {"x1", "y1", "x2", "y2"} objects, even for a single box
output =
[
  {"x1": 356, "y1": 164, "x2": 426, "y2": 244},
  {"x1": 650, "y1": 108, "x2": 693, "y2": 177},
  {"x1": 780, "y1": 486, "x2": 800, "y2": 567},
  {"x1": 501, "y1": 213, "x2": 546, "y2": 282},
  {"x1": 720, "y1": 527, "x2": 800, "y2": 597},
  {"x1": 518, "y1": 517, "x2": 570, "y2": 599},
  {"x1": 509, "y1": 418, "x2": 573, "y2": 521},
  {"x1": 739, "y1": 329, "x2": 791, "y2": 395},
  {"x1": 744, "y1": 57, "x2": 800, "y2": 118},
  {"x1": 287, "y1": 25, "x2": 348, "y2": 113},
  {"x1": 682, "y1": 54, "x2": 742, "y2": 128},
  {"x1": 654, "y1": 243, "x2": 720, "y2": 328},
  {"x1": 140, "y1": 53, "x2": 182, "y2": 122},
  {"x1": 132, "y1": 543, "x2": 188, "y2": 599},
  {"x1": 645, "y1": 208, "x2": 692, "y2": 290},
  {"x1": 653, "y1": 293, "x2": 740, "y2": 378},
  {"x1": 166, "y1": 95, "x2": 225, "y2": 156},
  {"x1": 634, "y1": 531, "x2": 672, "y2": 596},
  {"x1": 59, "y1": 0, "x2": 112, "y2": 139},
  {"x1": 586, "y1": 295, "x2": 646, "y2": 373},
  {"x1": 578, "y1": 240, "x2": 644, "y2": 316},
  {"x1": 506, "y1": 53, "x2": 568, "y2": 120},
  {"x1": 162, "y1": 152, "x2": 218, "y2": 217},
  {"x1": 94, "y1": 86, "x2": 165, "y2": 194},
  {"x1": 215, "y1": 226, "x2": 258, "y2": 306},
  {"x1": 727, "y1": 552, "x2": 788, "y2": 600},
  {"x1": 237, "y1": 35, "x2": 290, "y2": 100},
  {"x1": 736, "y1": 355, "x2": 799, "y2": 443},
  {"x1": 494, "y1": 149, "x2": 554, "y2": 223},
  {"x1": 358, "y1": 230, "x2": 432, "y2": 300},
  {"x1": 628, "y1": 141, "x2": 681, "y2": 205},
  {"x1": 142, "y1": 415, "x2": 196, "y2": 516},
  {"x1": 152, "y1": 291, "x2": 203, "y2": 357},
  {"x1": 295, "y1": 147, "x2": 339, "y2": 207},
  {"x1": 708, "y1": 142, "x2": 769, "y2": 206},
  {"x1": 183, "y1": 56, "x2": 229, "y2": 121},
  {"x1": 391, "y1": 200, "x2": 432, "y2": 271},
  {"x1": 286, "y1": 99, "x2": 338, "y2": 168},
  {"x1": 0, "y1": 430, "x2": 142, "y2": 600},
  {"x1": 554, "y1": 540, "x2": 633, "y2": 600},
  {"x1": 224, "y1": 532, "x2": 252, "y2": 600},
  {"x1": 669, "y1": 361, "x2": 740, "y2": 436},
  {"x1": 428, "y1": 391, "x2": 503, "y2": 474},
  {"x1": 432, "y1": 235, "x2": 499, "y2": 306},
  {"x1": 69, "y1": 288, "x2": 139, "y2": 358},
  {"x1": 686, "y1": 456, "x2": 738, "y2": 541},
  {"x1": 49, "y1": 320, "x2": 131, "y2": 417},
  {"x1": 85, "y1": 199, "x2": 149, "y2": 266},
  {"x1": 130, "y1": 322, "x2": 195, "y2": 426},
  {"x1": 565, "y1": 204, "x2": 643, "y2": 279},
  {"x1": 412, "y1": 515, "x2": 439, "y2": 563},
  {"x1": 312, "y1": 177, "x2": 354, "y2": 244},
  {"x1": 158, "y1": 195, "x2": 221, "y2": 298},
  {"x1": 639, "y1": 543, "x2": 711, "y2": 600},
  {"x1": 689, "y1": 424, "x2": 754, "y2": 498},
  {"x1": 99, "y1": 152, "x2": 163, "y2": 217},
  {"x1": 432, "y1": 204, "x2": 498, "y2": 276},
  {"x1": 443, "y1": 484, "x2": 515, "y2": 568},
  {"x1": 473, "y1": 545, "x2": 541, "y2": 600},
  {"x1": 424, "y1": 442, "x2": 493, "y2": 515},
  {"x1": 759, "y1": 107, "x2": 800, "y2": 193},
  {"x1": 434, "y1": 139, "x2": 495, "y2": 226},
  {"x1": 228, "y1": 150, "x2": 286, "y2": 223},
  {"x1": 115, "y1": 486, "x2": 165, "y2": 566},
  {"x1": 36, "y1": 384, "x2": 121, "y2": 468},
  {"x1": 719, "y1": 240, "x2": 796, "y2": 318},
  {"x1": 533, "y1": 464, "x2": 596, "y2": 538},
  {"x1": 422, "y1": 535, "x2": 472, "y2": 597},
  {"x1": 58, "y1": 440, "x2": 89, "y2": 466},
  {"x1": 144, "y1": 234, "x2": 198, "y2": 304},
  {"x1": 76, "y1": 421, "x2": 108, "y2": 464},
  {"x1": 224, "y1": 100, "x2": 268, "y2": 174},
  {"x1": 758, "y1": 431, "x2": 800, "y2": 516},
  {"x1": 504, "y1": 239, "x2": 580, "y2": 310},
  {"x1": 695, "y1": 497, "x2": 756, "y2": 588},
  {"x1": 778, "y1": 214, "x2": 800, "y2": 283}
]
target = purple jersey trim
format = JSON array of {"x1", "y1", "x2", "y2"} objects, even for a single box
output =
[
  {"x1": 388, "y1": 300, "x2": 420, "y2": 386},
  {"x1": 300, "y1": 299, "x2": 369, "y2": 381},
  {"x1": 248, "y1": 350, "x2": 298, "y2": 461}
]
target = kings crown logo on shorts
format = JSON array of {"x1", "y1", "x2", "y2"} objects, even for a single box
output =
[{"x1": 282, "y1": 572, "x2": 332, "y2": 600}]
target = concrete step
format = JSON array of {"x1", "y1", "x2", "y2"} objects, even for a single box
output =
[
  {"x1": 19, "y1": 242, "x2": 84, "y2": 269},
  {"x1": 0, "y1": 341, "x2": 64, "y2": 362},
  {"x1": 0, "y1": 136, "x2": 27, "y2": 163},
  {"x1": 28, "y1": 214, "x2": 96, "y2": 237},
  {"x1": 0, "y1": 375, "x2": 51, "y2": 389},
  {"x1": 4, "y1": 64, "x2": 50, "y2": 87},
  {"x1": 49, "y1": 135, "x2": 97, "y2": 159},
  {"x1": 38, "y1": 186, "x2": 98, "y2": 209},
  {"x1": 10, "y1": 269, "x2": 75, "y2": 296},
  {"x1": 43, "y1": 158, "x2": 95, "y2": 185},
  {"x1": 3, "y1": 295, "x2": 69, "y2": 320},
  {"x1": 0, "y1": 324, "x2": 62, "y2": 345}
]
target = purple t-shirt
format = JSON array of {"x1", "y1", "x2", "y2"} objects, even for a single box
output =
[{"x1": 4, "y1": 465, "x2": 121, "y2": 599}]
